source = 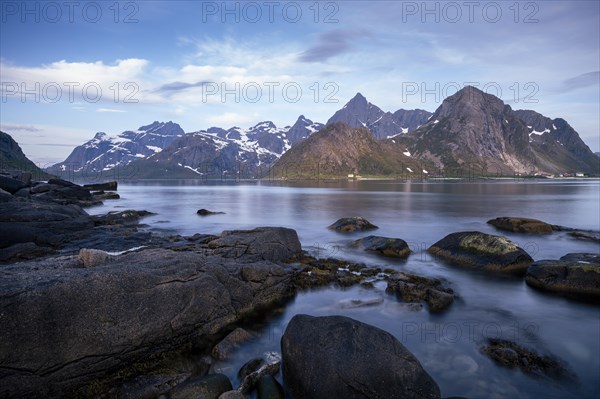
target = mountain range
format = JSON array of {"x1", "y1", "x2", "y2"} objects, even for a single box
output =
[{"x1": 34, "y1": 86, "x2": 600, "y2": 179}]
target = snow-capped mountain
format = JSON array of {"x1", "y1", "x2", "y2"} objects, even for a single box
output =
[
  {"x1": 327, "y1": 93, "x2": 432, "y2": 140},
  {"x1": 50, "y1": 121, "x2": 184, "y2": 174},
  {"x1": 127, "y1": 116, "x2": 324, "y2": 179},
  {"x1": 514, "y1": 110, "x2": 600, "y2": 174},
  {"x1": 51, "y1": 117, "x2": 323, "y2": 179}
]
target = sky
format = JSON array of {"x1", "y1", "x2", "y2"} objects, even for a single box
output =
[{"x1": 1, "y1": 0, "x2": 599, "y2": 166}]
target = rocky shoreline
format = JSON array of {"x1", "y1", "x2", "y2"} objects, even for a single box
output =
[{"x1": 0, "y1": 178, "x2": 598, "y2": 398}]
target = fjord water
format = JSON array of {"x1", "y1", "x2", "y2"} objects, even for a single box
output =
[{"x1": 88, "y1": 179, "x2": 600, "y2": 399}]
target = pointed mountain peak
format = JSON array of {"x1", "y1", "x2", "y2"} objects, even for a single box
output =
[
  {"x1": 348, "y1": 92, "x2": 368, "y2": 105},
  {"x1": 93, "y1": 132, "x2": 108, "y2": 140}
]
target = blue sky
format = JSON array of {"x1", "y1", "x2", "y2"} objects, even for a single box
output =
[{"x1": 1, "y1": 0, "x2": 599, "y2": 165}]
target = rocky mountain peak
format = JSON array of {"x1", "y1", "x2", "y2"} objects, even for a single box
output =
[{"x1": 433, "y1": 85, "x2": 510, "y2": 121}]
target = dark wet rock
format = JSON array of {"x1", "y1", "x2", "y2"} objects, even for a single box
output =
[
  {"x1": 0, "y1": 242, "x2": 56, "y2": 262},
  {"x1": 167, "y1": 374, "x2": 232, "y2": 399},
  {"x1": 238, "y1": 357, "x2": 263, "y2": 380},
  {"x1": 13, "y1": 188, "x2": 30, "y2": 198},
  {"x1": 208, "y1": 227, "x2": 302, "y2": 262},
  {"x1": 18, "y1": 172, "x2": 32, "y2": 185},
  {"x1": 33, "y1": 184, "x2": 101, "y2": 207},
  {"x1": 211, "y1": 328, "x2": 254, "y2": 360},
  {"x1": 428, "y1": 231, "x2": 533, "y2": 275},
  {"x1": 0, "y1": 175, "x2": 27, "y2": 194},
  {"x1": 92, "y1": 209, "x2": 154, "y2": 226},
  {"x1": 328, "y1": 216, "x2": 378, "y2": 232},
  {"x1": 481, "y1": 339, "x2": 575, "y2": 381},
  {"x1": 0, "y1": 246, "x2": 296, "y2": 397},
  {"x1": 0, "y1": 201, "x2": 93, "y2": 249},
  {"x1": 386, "y1": 273, "x2": 455, "y2": 312},
  {"x1": 238, "y1": 352, "x2": 281, "y2": 394},
  {"x1": 197, "y1": 208, "x2": 225, "y2": 216},
  {"x1": 30, "y1": 183, "x2": 62, "y2": 194},
  {"x1": 289, "y1": 255, "x2": 383, "y2": 289},
  {"x1": 256, "y1": 375, "x2": 284, "y2": 399},
  {"x1": 92, "y1": 190, "x2": 121, "y2": 200},
  {"x1": 0, "y1": 188, "x2": 13, "y2": 202},
  {"x1": 281, "y1": 315, "x2": 441, "y2": 399},
  {"x1": 354, "y1": 235, "x2": 411, "y2": 258},
  {"x1": 487, "y1": 217, "x2": 554, "y2": 233},
  {"x1": 83, "y1": 181, "x2": 118, "y2": 191},
  {"x1": 525, "y1": 253, "x2": 600, "y2": 299},
  {"x1": 48, "y1": 178, "x2": 77, "y2": 187},
  {"x1": 568, "y1": 230, "x2": 600, "y2": 243}
]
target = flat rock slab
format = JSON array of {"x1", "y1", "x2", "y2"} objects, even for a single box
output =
[
  {"x1": 354, "y1": 235, "x2": 410, "y2": 258},
  {"x1": 526, "y1": 253, "x2": 600, "y2": 300},
  {"x1": 208, "y1": 227, "x2": 301, "y2": 262},
  {"x1": 0, "y1": 248, "x2": 296, "y2": 398},
  {"x1": 328, "y1": 217, "x2": 378, "y2": 232},
  {"x1": 428, "y1": 231, "x2": 533, "y2": 275},
  {"x1": 487, "y1": 217, "x2": 554, "y2": 233},
  {"x1": 281, "y1": 314, "x2": 441, "y2": 399}
]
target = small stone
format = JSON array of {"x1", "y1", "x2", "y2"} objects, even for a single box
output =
[
  {"x1": 79, "y1": 248, "x2": 108, "y2": 268},
  {"x1": 328, "y1": 216, "x2": 378, "y2": 232}
]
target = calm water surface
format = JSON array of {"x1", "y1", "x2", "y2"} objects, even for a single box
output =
[{"x1": 87, "y1": 179, "x2": 600, "y2": 399}]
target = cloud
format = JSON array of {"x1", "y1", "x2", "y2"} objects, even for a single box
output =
[
  {"x1": 0, "y1": 124, "x2": 41, "y2": 132},
  {"x1": 298, "y1": 29, "x2": 373, "y2": 63},
  {"x1": 96, "y1": 108, "x2": 126, "y2": 113},
  {"x1": 562, "y1": 71, "x2": 600, "y2": 92},
  {"x1": 0, "y1": 59, "x2": 149, "y2": 104},
  {"x1": 154, "y1": 80, "x2": 212, "y2": 94}
]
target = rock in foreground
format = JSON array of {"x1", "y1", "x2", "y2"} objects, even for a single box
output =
[
  {"x1": 281, "y1": 314, "x2": 441, "y2": 399},
  {"x1": 328, "y1": 216, "x2": 378, "y2": 232},
  {"x1": 525, "y1": 253, "x2": 600, "y2": 299},
  {"x1": 354, "y1": 235, "x2": 411, "y2": 258},
  {"x1": 0, "y1": 242, "x2": 297, "y2": 398},
  {"x1": 428, "y1": 231, "x2": 533, "y2": 275},
  {"x1": 487, "y1": 217, "x2": 554, "y2": 233}
]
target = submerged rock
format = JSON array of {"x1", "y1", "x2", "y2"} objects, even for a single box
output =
[
  {"x1": 481, "y1": 339, "x2": 575, "y2": 381},
  {"x1": 328, "y1": 216, "x2": 378, "y2": 232},
  {"x1": 487, "y1": 217, "x2": 554, "y2": 233},
  {"x1": 428, "y1": 231, "x2": 533, "y2": 275},
  {"x1": 354, "y1": 235, "x2": 411, "y2": 258},
  {"x1": 525, "y1": 253, "x2": 600, "y2": 300},
  {"x1": 281, "y1": 314, "x2": 441, "y2": 399},
  {"x1": 386, "y1": 273, "x2": 455, "y2": 312},
  {"x1": 197, "y1": 208, "x2": 225, "y2": 216}
]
